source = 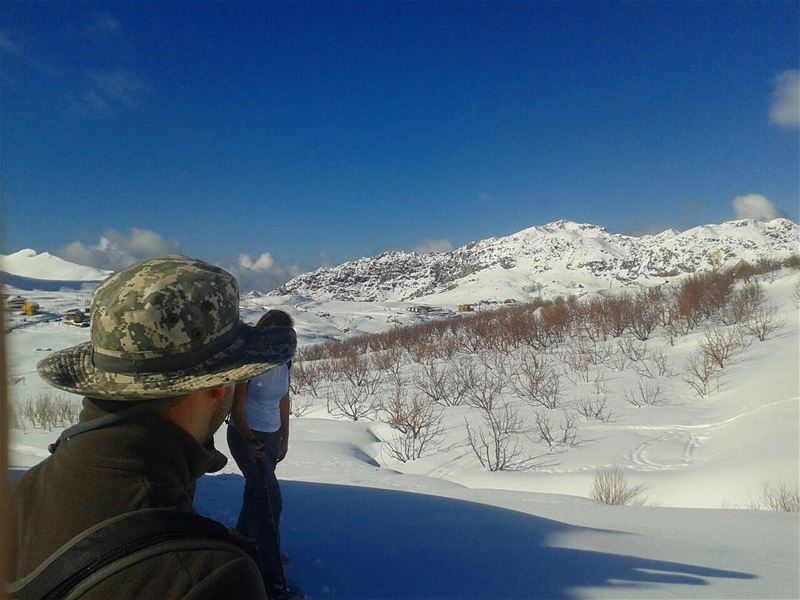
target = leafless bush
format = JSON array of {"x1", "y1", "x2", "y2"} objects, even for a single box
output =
[
  {"x1": 699, "y1": 327, "x2": 743, "y2": 369},
  {"x1": 632, "y1": 347, "x2": 670, "y2": 379},
  {"x1": 477, "y1": 351, "x2": 510, "y2": 378},
  {"x1": 534, "y1": 411, "x2": 580, "y2": 448},
  {"x1": 290, "y1": 394, "x2": 314, "y2": 418},
  {"x1": 290, "y1": 361, "x2": 323, "y2": 399},
  {"x1": 463, "y1": 364, "x2": 506, "y2": 411},
  {"x1": 534, "y1": 410, "x2": 555, "y2": 447},
  {"x1": 413, "y1": 359, "x2": 451, "y2": 406},
  {"x1": 747, "y1": 481, "x2": 800, "y2": 512},
  {"x1": 371, "y1": 345, "x2": 405, "y2": 378},
  {"x1": 431, "y1": 333, "x2": 460, "y2": 360},
  {"x1": 381, "y1": 387, "x2": 444, "y2": 462},
  {"x1": 332, "y1": 351, "x2": 383, "y2": 392},
  {"x1": 510, "y1": 351, "x2": 562, "y2": 409},
  {"x1": 17, "y1": 392, "x2": 80, "y2": 430},
  {"x1": 442, "y1": 358, "x2": 472, "y2": 407},
  {"x1": 557, "y1": 341, "x2": 592, "y2": 384},
  {"x1": 590, "y1": 466, "x2": 647, "y2": 505},
  {"x1": 408, "y1": 341, "x2": 437, "y2": 364},
  {"x1": 720, "y1": 281, "x2": 765, "y2": 325},
  {"x1": 683, "y1": 350, "x2": 719, "y2": 398},
  {"x1": 629, "y1": 288, "x2": 663, "y2": 341},
  {"x1": 609, "y1": 347, "x2": 627, "y2": 371},
  {"x1": 741, "y1": 302, "x2": 785, "y2": 342},
  {"x1": 465, "y1": 403, "x2": 539, "y2": 471},
  {"x1": 617, "y1": 337, "x2": 648, "y2": 363},
  {"x1": 327, "y1": 382, "x2": 378, "y2": 421},
  {"x1": 326, "y1": 352, "x2": 382, "y2": 421},
  {"x1": 622, "y1": 379, "x2": 663, "y2": 407},
  {"x1": 576, "y1": 395, "x2": 616, "y2": 423}
]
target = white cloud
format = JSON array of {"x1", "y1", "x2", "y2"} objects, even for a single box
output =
[
  {"x1": 59, "y1": 228, "x2": 182, "y2": 271},
  {"x1": 238, "y1": 252, "x2": 275, "y2": 272},
  {"x1": 732, "y1": 194, "x2": 778, "y2": 221},
  {"x1": 73, "y1": 69, "x2": 145, "y2": 115},
  {"x1": 227, "y1": 253, "x2": 306, "y2": 292},
  {"x1": 769, "y1": 70, "x2": 800, "y2": 128},
  {"x1": 413, "y1": 239, "x2": 454, "y2": 254},
  {"x1": 84, "y1": 13, "x2": 121, "y2": 38}
]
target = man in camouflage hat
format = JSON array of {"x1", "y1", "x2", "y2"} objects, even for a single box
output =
[{"x1": 6, "y1": 256, "x2": 296, "y2": 599}]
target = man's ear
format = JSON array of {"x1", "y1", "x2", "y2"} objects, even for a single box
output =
[{"x1": 210, "y1": 387, "x2": 227, "y2": 401}]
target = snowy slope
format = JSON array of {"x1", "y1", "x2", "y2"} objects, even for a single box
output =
[
  {"x1": 1, "y1": 249, "x2": 111, "y2": 281},
  {"x1": 272, "y1": 219, "x2": 799, "y2": 303}
]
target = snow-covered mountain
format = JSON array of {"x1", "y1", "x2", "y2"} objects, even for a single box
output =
[
  {"x1": 1, "y1": 249, "x2": 111, "y2": 282},
  {"x1": 271, "y1": 218, "x2": 799, "y2": 303}
]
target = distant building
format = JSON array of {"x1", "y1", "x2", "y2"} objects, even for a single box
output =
[
  {"x1": 408, "y1": 305, "x2": 436, "y2": 314},
  {"x1": 3, "y1": 295, "x2": 26, "y2": 311},
  {"x1": 457, "y1": 304, "x2": 474, "y2": 312},
  {"x1": 730, "y1": 259, "x2": 753, "y2": 279},
  {"x1": 64, "y1": 308, "x2": 89, "y2": 327},
  {"x1": 21, "y1": 301, "x2": 40, "y2": 316}
]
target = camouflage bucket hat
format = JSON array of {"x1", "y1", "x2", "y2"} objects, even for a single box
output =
[{"x1": 37, "y1": 256, "x2": 296, "y2": 401}]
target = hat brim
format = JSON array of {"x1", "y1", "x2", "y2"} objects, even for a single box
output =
[{"x1": 37, "y1": 324, "x2": 297, "y2": 401}]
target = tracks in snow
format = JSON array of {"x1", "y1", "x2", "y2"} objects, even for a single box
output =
[{"x1": 624, "y1": 396, "x2": 797, "y2": 473}]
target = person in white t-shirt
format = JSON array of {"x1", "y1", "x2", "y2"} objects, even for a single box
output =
[{"x1": 227, "y1": 309, "x2": 294, "y2": 598}]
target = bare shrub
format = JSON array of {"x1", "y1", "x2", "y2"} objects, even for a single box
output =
[
  {"x1": 408, "y1": 341, "x2": 437, "y2": 364},
  {"x1": 721, "y1": 281, "x2": 765, "y2": 325},
  {"x1": 622, "y1": 379, "x2": 663, "y2": 407},
  {"x1": 576, "y1": 395, "x2": 616, "y2": 423},
  {"x1": 371, "y1": 345, "x2": 405, "y2": 377},
  {"x1": 381, "y1": 387, "x2": 444, "y2": 462},
  {"x1": 748, "y1": 481, "x2": 800, "y2": 512},
  {"x1": 413, "y1": 360, "x2": 451, "y2": 406},
  {"x1": 327, "y1": 383, "x2": 378, "y2": 421},
  {"x1": 19, "y1": 392, "x2": 80, "y2": 430},
  {"x1": 609, "y1": 347, "x2": 627, "y2": 372},
  {"x1": 290, "y1": 394, "x2": 314, "y2": 418},
  {"x1": 510, "y1": 351, "x2": 562, "y2": 409},
  {"x1": 590, "y1": 466, "x2": 647, "y2": 505},
  {"x1": 442, "y1": 358, "x2": 472, "y2": 407},
  {"x1": 683, "y1": 350, "x2": 719, "y2": 398},
  {"x1": 741, "y1": 302, "x2": 785, "y2": 342},
  {"x1": 557, "y1": 412, "x2": 581, "y2": 447},
  {"x1": 463, "y1": 365, "x2": 506, "y2": 411},
  {"x1": 557, "y1": 340, "x2": 591, "y2": 384},
  {"x1": 534, "y1": 410, "x2": 580, "y2": 448},
  {"x1": 290, "y1": 361, "x2": 323, "y2": 399},
  {"x1": 332, "y1": 350, "x2": 383, "y2": 392},
  {"x1": 629, "y1": 288, "x2": 663, "y2": 341},
  {"x1": 326, "y1": 352, "x2": 382, "y2": 421},
  {"x1": 465, "y1": 403, "x2": 539, "y2": 471},
  {"x1": 633, "y1": 347, "x2": 670, "y2": 379},
  {"x1": 617, "y1": 337, "x2": 648, "y2": 363},
  {"x1": 699, "y1": 327, "x2": 743, "y2": 368}
]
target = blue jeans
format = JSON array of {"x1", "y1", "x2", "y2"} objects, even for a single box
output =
[{"x1": 227, "y1": 425, "x2": 283, "y2": 583}]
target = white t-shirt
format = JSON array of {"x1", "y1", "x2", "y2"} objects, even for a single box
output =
[{"x1": 245, "y1": 363, "x2": 290, "y2": 433}]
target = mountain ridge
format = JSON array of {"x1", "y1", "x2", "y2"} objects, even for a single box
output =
[{"x1": 270, "y1": 218, "x2": 799, "y2": 303}]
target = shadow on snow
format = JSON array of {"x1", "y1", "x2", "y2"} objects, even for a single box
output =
[{"x1": 195, "y1": 475, "x2": 755, "y2": 600}]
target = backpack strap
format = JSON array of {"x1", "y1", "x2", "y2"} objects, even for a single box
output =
[{"x1": 7, "y1": 509, "x2": 255, "y2": 600}]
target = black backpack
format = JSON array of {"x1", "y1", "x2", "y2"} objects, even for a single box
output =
[{"x1": 6, "y1": 508, "x2": 256, "y2": 600}]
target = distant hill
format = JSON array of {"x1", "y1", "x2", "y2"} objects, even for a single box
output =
[
  {"x1": 270, "y1": 218, "x2": 799, "y2": 303},
  {"x1": 1, "y1": 249, "x2": 110, "y2": 291}
]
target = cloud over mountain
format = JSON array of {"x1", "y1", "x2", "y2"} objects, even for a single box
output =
[{"x1": 59, "y1": 228, "x2": 182, "y2": 271}]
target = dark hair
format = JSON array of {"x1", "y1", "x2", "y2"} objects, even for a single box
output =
[{"x1": 256, "y1": 309, "x2": 293, "y2": 328}]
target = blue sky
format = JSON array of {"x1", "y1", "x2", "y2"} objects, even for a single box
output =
[{"x1": 1, "y1": 1, "x2": 798, "y2": 289}]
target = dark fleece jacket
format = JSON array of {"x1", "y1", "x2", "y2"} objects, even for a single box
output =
[{"x1": 7, "y1": 398, "x2": 267, "y2": 600}]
